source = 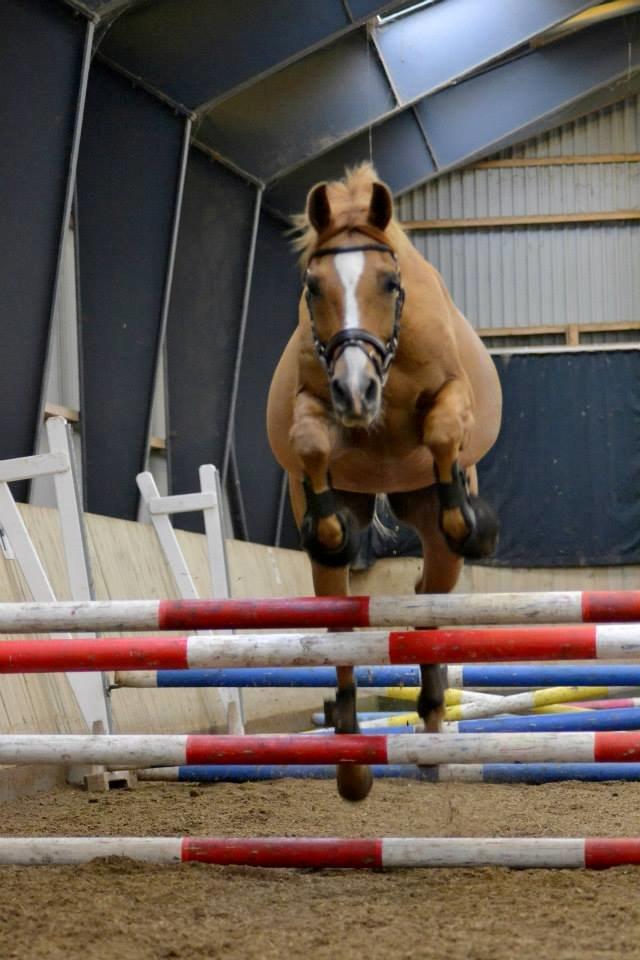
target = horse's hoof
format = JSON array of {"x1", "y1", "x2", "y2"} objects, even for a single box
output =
[
  {"x1": 337, "y1": 764, "x2": 373, "y2": 802},
  {"x1": 300, "y1": 508, "x2": 361, "y2": 568},
  {"x1": 443, "y1": 495, "x2": 499, "y2": 560}
]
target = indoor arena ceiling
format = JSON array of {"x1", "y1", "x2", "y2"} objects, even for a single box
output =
[{"x1": 59, "y1": 0, "x2": 640, "y2": 219}]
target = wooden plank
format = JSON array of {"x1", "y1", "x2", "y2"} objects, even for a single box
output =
[
  {"x1": 0, "y1": 452, "x2": 69, "y2": 484},
  {"x1": 578, "y1": 321, "x2": 640, "y2": 334},
  {"x1": 471, "y1": 154, "x2": 640, "y2": 170},
  {"x1": 148, "y1": 492, "x2": 216, "y2": 516},
  {"x1": 567, "y1": 324, "x2": 580, "y2": 346},
  {"x1": 44, "y1": 403, "x2": 80, "y2": 423},
  {"x1": 402, "y1": 211, "x2": 640, "y2": 230},
  {"x1": 475, "y1": 322, "x2": 640, "y2": 342}
]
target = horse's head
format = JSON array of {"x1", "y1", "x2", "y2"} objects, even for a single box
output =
[{"x1": 303, "y1": 178, "x2": 404, "y2": 429}]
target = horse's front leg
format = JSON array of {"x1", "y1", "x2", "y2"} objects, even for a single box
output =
[
  {"x1": 289, "y1": 396, "x2": 372, "y2": 802},
  {"x1": 289, "y1": 391, "x2": 360, "y2": 567},
  {"x1": 422, "y1": 377, "x2": 498, "y2": 559},
  {"x1": 389, "y1": 488, "x2": 462, "y2": 736}
]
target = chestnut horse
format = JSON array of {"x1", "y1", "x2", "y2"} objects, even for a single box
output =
[{"x1": 267, "y1": 164, "x2": 502, "y2": 801}]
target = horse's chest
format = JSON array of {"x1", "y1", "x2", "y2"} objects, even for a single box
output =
[{"x1": 328, "y1": 417, "x2": 433, "y2": 493}]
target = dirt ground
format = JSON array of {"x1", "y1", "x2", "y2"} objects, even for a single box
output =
[{"x1": 1, "y1": 778, "x2": 640, "y2": 960}]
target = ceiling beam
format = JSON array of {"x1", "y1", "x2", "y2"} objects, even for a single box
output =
[
  {"x1": 264, "y1": 14, "x2": 640, "y2": 218},
  {"x1": 196, "y1": 0, "x2": 595, "y2": 183},
  {"x1": 263, "y1": 109, "x2": 436, "y2": 219},
  {"x1": 415, "y1": 16, "x2": 640, "y2": 171},
  {"x1": 195, "y1": 30, "x2": 396, "y2": 184},
  {"x1": 77, "y1": 0, "x2": 408, "y2": 113},
  {"x1": 373, "y1": 0, "x2": 595, "y2": 104}
]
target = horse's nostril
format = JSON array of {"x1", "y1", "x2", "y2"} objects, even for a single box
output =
[
  {"x1": 331, "y1": 378, "x2": 350, "y2": 409},
  {"x1": 364, "y1": 378, "x2": 379, "y2": 407}
]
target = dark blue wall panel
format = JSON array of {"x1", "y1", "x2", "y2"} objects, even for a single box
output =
[
  {"x1": 233, "y1": 210, "x2": 301, "y2": 547},
  {"x1": 478, "y1": 351, "x2": 640, "y2": 566},
  {"x1": 77, "y1": 61, "x2": 184, "y2": 519},
  {"x1": 166, "y1": 149, "x2": 256, "y2": 533},
  {"x1": 0, "y1": 0, "x2": 85, "y2": 500}
]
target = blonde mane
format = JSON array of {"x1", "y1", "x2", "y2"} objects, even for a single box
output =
[{"x1": 292, "y1": 162, "x2": 408, "y2": 267}]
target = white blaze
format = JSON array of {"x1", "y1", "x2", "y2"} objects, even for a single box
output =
[
  {"x1": 334, "y1": 251, "x2": 365, "y2": 329},
  {"x1": 334, "y1": 251, "x2": 369, "y2": 389}
]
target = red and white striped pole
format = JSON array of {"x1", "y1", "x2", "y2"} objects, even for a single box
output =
[
  {"x1": 0, "y1": 836, "x2": 639, "y2": 869},
  {"x1": 0, "y1": 624, "x2": 639, "y2": 671},
  {"x1": 0, "y1": 590, "x2": 639, "y2": 632}
]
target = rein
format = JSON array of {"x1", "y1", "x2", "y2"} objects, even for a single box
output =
[{"x1": 303, "y1": 231, "x2": 405, "y2": 382}]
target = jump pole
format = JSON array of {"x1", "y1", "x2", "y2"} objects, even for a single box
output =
[
  {"x1": 573, "y1": 697, "x2": 640, "y2": 710},
  {"x1": 308, "y1": 707, "x2": 640, "y2": 734},
  {"x1": 447, "y1": 706, "x2": 640, "y2": 733},
  {"x1": 383, "y1": 684, "x2": 636, "y2": 716},
  {"x1": 378, "y1": 694, "x2": 589, "y2": 719},
  {"x1": 4, "y1": 625, "x2": 640, "y2": 671},
  {"x1": 446, "y1": 686, "x2": 640, "y2": 721},
  {"x1": 3, "y1": 732, "x2": 640, "y2": 765},
  {"x1": 2, "y1": 836, "x2": 640, "y2": 869},
  {"x1": 115, "y1": 663, "x2": 640, "y2": 690},
  {"x1": 1, "y1": 589, "x2": 640, "y2": 631},
  {"x1": 447, "y1": 664, "x2": 640, "y2": 689},
  {"x1": 136, "y1": 762, "x2": 640, "y2": 784},
  {"x1": 311, "y1": 706, "x2": 590, "y2": 726}
]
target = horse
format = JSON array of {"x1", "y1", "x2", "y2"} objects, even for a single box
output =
[{"x1": 267, "y1": 164, "x2": 502, "y2": 801}]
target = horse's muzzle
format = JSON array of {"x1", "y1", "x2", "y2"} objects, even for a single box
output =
[{"x1": 330, "y1": 372, "x2": 380, "y2": 428}]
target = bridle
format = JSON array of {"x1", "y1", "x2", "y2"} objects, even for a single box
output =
[{"x1": 303, "y1": 232, "x2": 405, "y2": 383}]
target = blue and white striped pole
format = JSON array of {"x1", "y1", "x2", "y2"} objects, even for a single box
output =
[
  {"x1": 115, "y1": 664, "x2": 640, "y2": 689},
  {"x1": 137, "y1": 762, "x2": 640, "y2": 785}
]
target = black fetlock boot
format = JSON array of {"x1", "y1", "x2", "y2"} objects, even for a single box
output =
[
  {"x1": 436, "y1": 462, "x2": 499, "y2": 559},
  {"x1": 300, "y1": 480, "x2": 361, "y2": 567}
]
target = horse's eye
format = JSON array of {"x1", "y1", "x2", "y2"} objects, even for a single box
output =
[
  {"x1": 306, "y1": 275, "x2": 321, "y2": 297},
  {"x1": 383, "y1": 275, "x2": 400, "y2": 294}
]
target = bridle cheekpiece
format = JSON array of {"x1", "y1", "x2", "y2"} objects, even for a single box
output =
[{"x1": 303, "y1": 228, "x2": 405, "y2": 383}]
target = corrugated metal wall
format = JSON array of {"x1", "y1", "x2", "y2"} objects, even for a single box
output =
[{"x1": 397, "y1": 95, "x2": 640, "y2": 332}]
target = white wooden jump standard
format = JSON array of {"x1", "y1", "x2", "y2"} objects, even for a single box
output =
[
  {"x1": 1, "y1": 590, "x2": 639, "y2": 631},
  {"x1": 0, "y1": 732, "x2": 638, "y2": 765},
  {"x1": 135, "y1": 467, "x2": 243, "y2": 734},
  {"x1": 0, "y1": 836, "x2": 639, "y2": 869},
  {"x1": 0, "y1": 417, "x2": 110, "y2": 737}
]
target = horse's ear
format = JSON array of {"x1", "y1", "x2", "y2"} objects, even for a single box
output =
[
  {"x1": 306, "y1": 183, "x2": 332, "y2": 234},
  {"x1": 368, "y1": 181, "x2": 393, "y2": 231}
]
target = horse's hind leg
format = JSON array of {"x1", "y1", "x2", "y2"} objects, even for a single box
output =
[
  {"x1": 290, "y1": 476, "x2": 374, "y2": 802},
  {"x1": 388, "y1": 486, "x2": 464, "y2": 733}
]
